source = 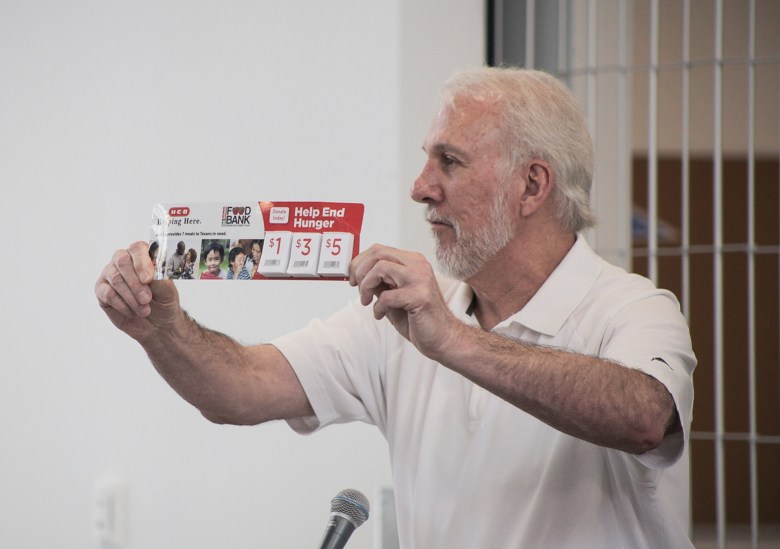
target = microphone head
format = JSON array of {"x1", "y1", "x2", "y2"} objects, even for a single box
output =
[{"x1": 330, "y1": 489, "x2": 370, "y2": 528}]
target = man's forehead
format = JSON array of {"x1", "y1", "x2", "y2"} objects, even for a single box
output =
[{"x1": 424, "y1": 99, "x2": 503, "y2": 151}]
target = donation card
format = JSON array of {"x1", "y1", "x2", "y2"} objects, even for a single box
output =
[{"x1": 149, "y1": 201, "x2": 364, "y2": 281}]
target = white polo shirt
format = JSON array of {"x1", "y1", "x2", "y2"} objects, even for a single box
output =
[{"x1": 273, "y1": 235, "x2": 696, "y2": 548}]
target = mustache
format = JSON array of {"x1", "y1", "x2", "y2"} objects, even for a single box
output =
[
  {"x1": 425, "y1": 208, "x2": 459, "y2": 240},
  {"x1": 425, "y1": 208, "x2": 453, "y2": 226}
]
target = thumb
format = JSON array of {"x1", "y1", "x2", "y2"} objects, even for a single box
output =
[
  {"x1": 150, "y1": 279, "x2": 178, "y2": 304},
  {"x1": 148, "y1": 280, "x2": 184, "y2": 328}
]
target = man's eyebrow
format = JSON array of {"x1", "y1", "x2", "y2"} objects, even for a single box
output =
[{"x1": 423, "y1": 142, "x2": 470, "y2": 158}]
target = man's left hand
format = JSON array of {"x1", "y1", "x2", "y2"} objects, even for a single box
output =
[{"x1": 349, "y1": 244, "x2": 463, "y2": 361}]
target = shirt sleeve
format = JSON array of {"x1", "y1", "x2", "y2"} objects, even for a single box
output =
[
  {"x1": 600, "y1": 289, "x2": 697, "y2": 469},
  {"x1": 271, "y1": 300, "x2": 390, "y2": 436}
]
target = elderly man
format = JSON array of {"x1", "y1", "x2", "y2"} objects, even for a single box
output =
[{"x1": 96, "y1": 67, "x2": 695, "y2": 548}]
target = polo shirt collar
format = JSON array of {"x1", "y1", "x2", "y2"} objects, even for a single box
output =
[
  {"x1": 497, "y1": 233, "x2": 603, "y2": 336},
  {"x1": 449, "y1": 278, "x2": 479, "y2": 324},
  {"x1": 448, "y1": 234, "x2": 603, "y2": 335}
]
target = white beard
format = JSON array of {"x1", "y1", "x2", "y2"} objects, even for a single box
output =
[{"x1": 428, "y1": 181, "x2": 514, "y2": 281}]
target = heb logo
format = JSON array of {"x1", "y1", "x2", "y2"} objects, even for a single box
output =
[{"x1": 169, "y1": 207, "x2": 190, "y2": 217}]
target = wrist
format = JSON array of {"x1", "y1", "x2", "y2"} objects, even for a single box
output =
[
  {"x1": 137, "y1": 305, "x2": 190, "y2": 350},
  {"x1": 427, "y1": 318, "x2": 472, "y2": 364}
]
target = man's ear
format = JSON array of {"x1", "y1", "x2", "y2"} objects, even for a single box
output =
[{"x1": 520, "y1": 160, "x2": 555, "y2": 217}]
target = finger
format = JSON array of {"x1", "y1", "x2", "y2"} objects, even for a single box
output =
[
  {"x1": 100, "y1": 259, "x2": 152, "y2": 317},
  {"x1": 358, "y1": 259, "x2": 406, "y2": 306},
  {"x1": 371, "y1": 282, "x2": 421, "y2": 320},
  {"x1": 95, "y1": 270, "x2": 149, "y2": 319},
  {"x1": 115, "y1": 242, "x2": 156, "y2": 306},
  {"x1": 350, "y1": 244, "x2": 406, "y2": 288},
  {"x1": 96, "y1": 245, "x2": 154, "y2": 317},
  {"x1": 372, "y1": 288, "x2": 395, "y2": 320},
  {"x1": 349, "y1": 244, "x2": 383, "y2": 287},
  {"x1": 366, "y1": 257, "x2": 442, "y2": 317},
  {"x1": 127, "y1": 241, "x2": 155, "y2": 285},
  {"x1": 95, "y1": 271, "x2": 137, "y2": 318},
  {"x1": 348, "y1": 254, "x2": 361, "y2": 286}
]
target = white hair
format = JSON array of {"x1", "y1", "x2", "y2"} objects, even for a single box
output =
[{"x1": 440, "y1": 67, "x2": 596, "y2": 232}]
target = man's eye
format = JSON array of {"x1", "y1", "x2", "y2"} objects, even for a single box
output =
[{"x1": 442, "y1": 154, "x2": 458, "y2": 166}]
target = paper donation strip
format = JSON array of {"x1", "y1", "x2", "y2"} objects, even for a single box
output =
[{"x1": 149, "y1": 201, "x2": 364, "y2": 281}]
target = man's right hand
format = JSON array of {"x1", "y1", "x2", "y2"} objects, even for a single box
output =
[
  {"x1": 95, "y1": 241, "x2": 181, "y2": 342},
  {"x1": 96, "y1": 240, "x2": 316, "y2": 425}
]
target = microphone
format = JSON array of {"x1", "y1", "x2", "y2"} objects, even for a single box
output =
[{"x1": 317, "y1": 488, "x2": 370, "y2": 549}]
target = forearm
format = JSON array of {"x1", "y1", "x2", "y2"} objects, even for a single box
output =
[
  {"x1": 97, "y1": 243, "x2": 309, "y2": 424},
  {"x1": 138, "y1": 311, "x2": 292, "y2": 425},
  {"x1": 440, "y1": 325, "x2": 677, "y2": 454}
]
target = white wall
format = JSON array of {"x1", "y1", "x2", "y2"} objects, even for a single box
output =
[
  {"x1": 0, "y1": 1, "x2": 483, "y2": 548},
  {"x1": 398, "y1": 1, "x2": 486, "y2": 260}
]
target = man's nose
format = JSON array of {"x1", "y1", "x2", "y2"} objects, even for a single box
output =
[{"x1": 410, "y1": 162, "x2": 443, "y2": 204}]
